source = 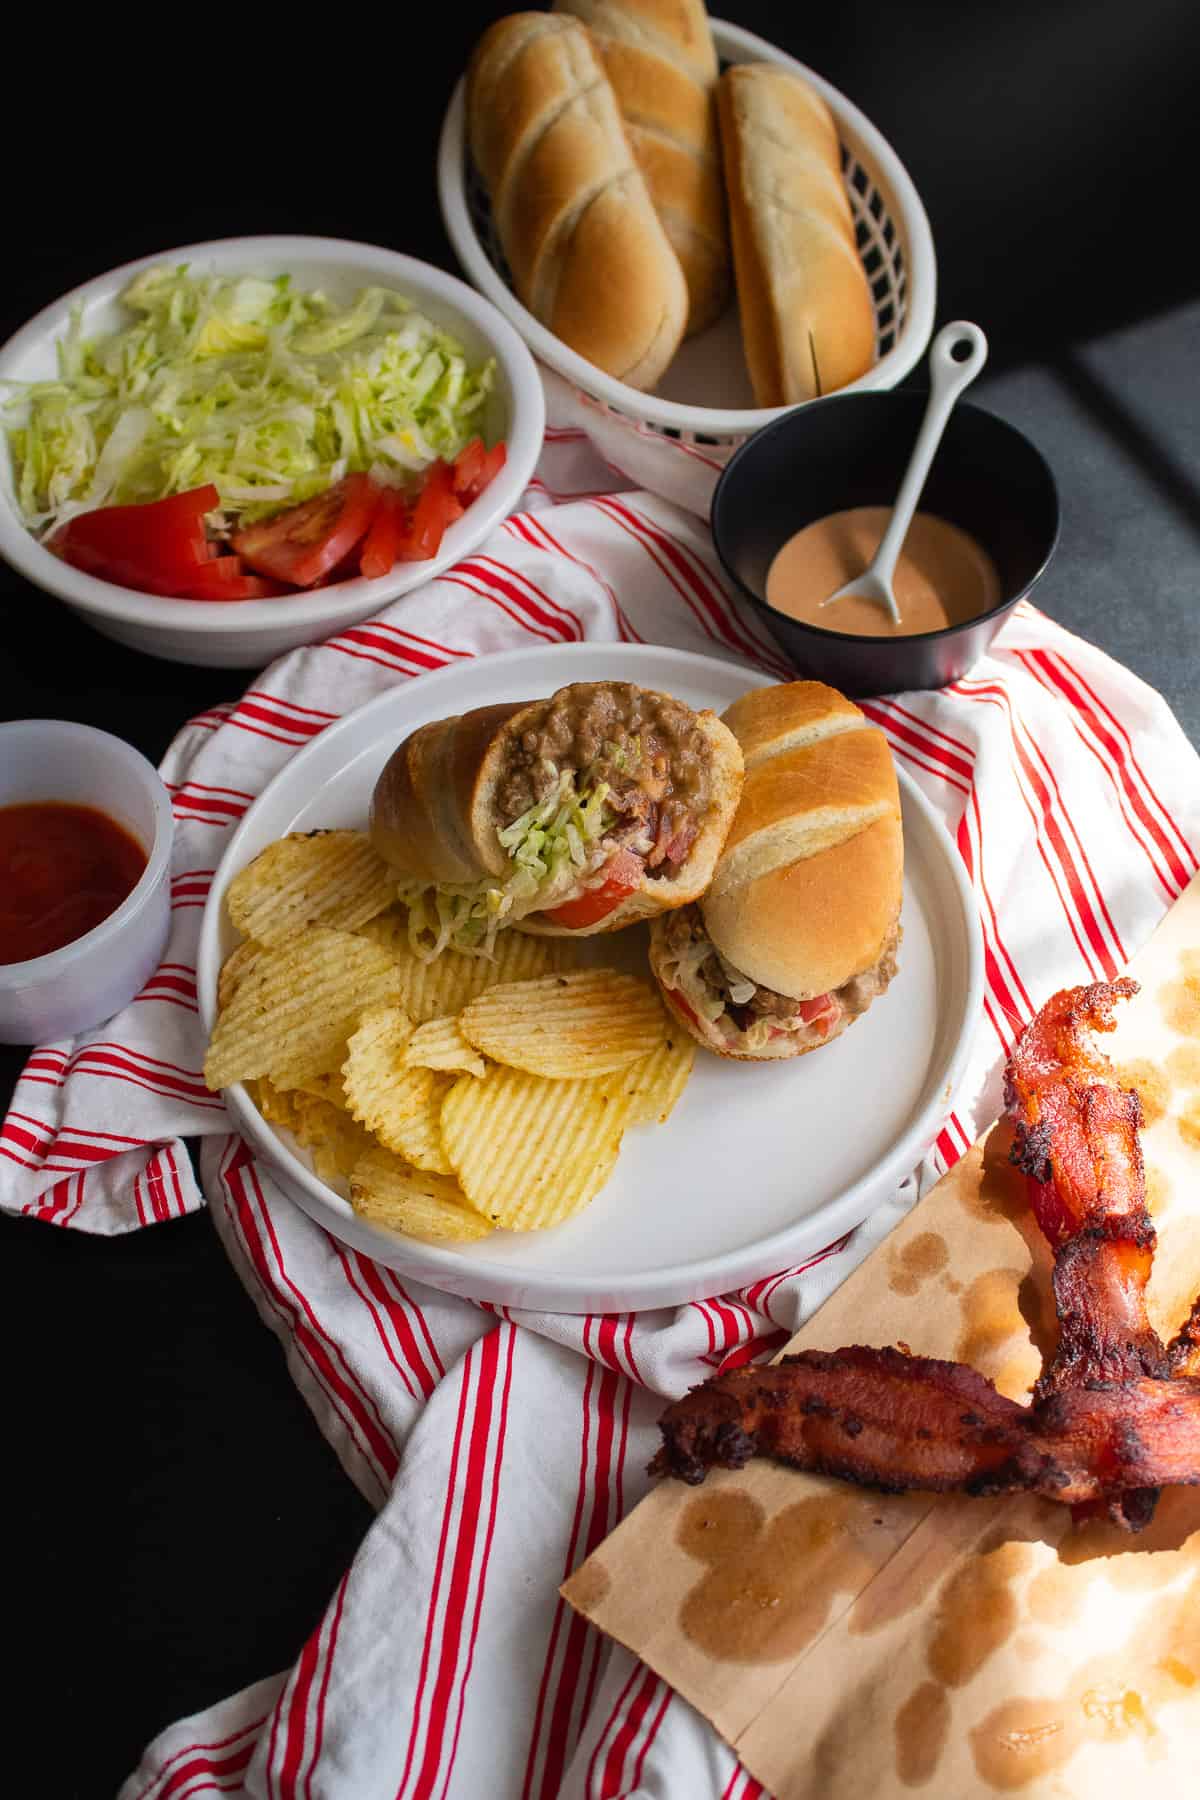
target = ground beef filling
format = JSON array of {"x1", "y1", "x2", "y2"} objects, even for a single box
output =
[{"x1": 495, "y1": 684, "x2": 713, "y2": 878}]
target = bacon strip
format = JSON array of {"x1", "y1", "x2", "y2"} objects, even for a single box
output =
[
  {"x1": 653, "y1": 1349, "x2": 1200, "y2": 1509},
  {"x1": 654, "y1": 980, "x2": 1200, "y2": 1530}
]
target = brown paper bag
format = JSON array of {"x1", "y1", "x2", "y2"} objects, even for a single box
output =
[{"x1": 564, "y1": 877, "x2": 1200, "y2": 1797}]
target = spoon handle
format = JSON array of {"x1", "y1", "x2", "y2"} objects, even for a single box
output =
[{"x1": 869, "y1": 321, "x2": 989, "y2": 590}]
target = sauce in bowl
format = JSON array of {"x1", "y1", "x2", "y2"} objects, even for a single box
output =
[
  {"x1": 765, "y1": 506, "x2": 1003, "y2": 639},
  {"x1": 0, "y1": 802, "x2": 148, "y2": 964}
]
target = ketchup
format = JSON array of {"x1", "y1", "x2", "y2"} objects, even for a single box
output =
[{"x1": 0, "y1": 802, "x2": 148, "y2": 964}]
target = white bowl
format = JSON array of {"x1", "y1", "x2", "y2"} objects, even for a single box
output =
[
  {"x1": 0, "y1": 721, "x2": 174, "y2": 1044},
  {"x1": 0, "y1": 236, "x2": 545, "y2": 668},
  {"x1": 437, "y1": 18, "x2": 937, "y2": 474}
]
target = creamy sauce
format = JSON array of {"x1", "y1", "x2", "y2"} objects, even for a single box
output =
[{"x1": 765, "y1": 506, "x2": 1003, "y2": 638}]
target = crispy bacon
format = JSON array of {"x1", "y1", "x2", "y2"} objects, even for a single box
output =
[{"x1": 654, "y1": 979, "x2": 1200, "y2": 1531}]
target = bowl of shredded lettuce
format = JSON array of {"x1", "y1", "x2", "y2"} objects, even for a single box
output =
[{"x1": 0, "y1": 237, "x2": 544, "y2": 667}]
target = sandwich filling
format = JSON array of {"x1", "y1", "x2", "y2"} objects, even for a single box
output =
[
  {"x1": 656, "y1": 904, "x2": 901, "y2": 1056},
  {"x1": 400, "y1": 684, "x2": 716, "y2": 958}
]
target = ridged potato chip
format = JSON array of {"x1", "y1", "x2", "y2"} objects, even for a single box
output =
[
  {"x1": 349, "y1": 1147, "x2": 491, "y2": 1242},
  {"x1": 403, "y1": 1016, "x2": 487, "y2": 1078},
  {"x1": 607, "y1": 1031, "x2": 696, "y2": 1125},
  {"x1": 205, "y1": 928, "x2": 402, "y2": 1091},
  {"x1": 342, "y1": 1007, "x2": 454, "y2": 1174},
  {"x1": 355, "y1": 914, "x2": 578, "y2": 1022},
  {"x1": 459, "y1": 970, "x2": 667, "y2": 1078},
  {"x1": 254, "y1": 1078, "x2": 373, "y2": 1181},
  {"x1": 218, "y1": 941, "x2": 260, "y2": 1011},
  {"x1": 440, "y1": 1065, "x2": 625, "y2": 1230},
  {"x1": 226, "y1": 831, "x2": 394, "y2": 947}
]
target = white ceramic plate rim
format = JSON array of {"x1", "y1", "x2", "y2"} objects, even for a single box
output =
[
  {"x1": 437, "y1": 18, "x2": 938, "y2": 435},
  {"x1": 0, "y1": 235, "x2": 545, "y2": 632},
  {"x1": 197, "y1": 645, "x2": 983, "y2": 1311}
]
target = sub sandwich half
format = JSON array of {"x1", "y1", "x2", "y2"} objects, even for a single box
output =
[
  {"x1": 648, "y1": 681, "x2": 902, "y2": 1059},
  {"x1": 370, "y1": 680, "x2": 743, "y2": 956}
]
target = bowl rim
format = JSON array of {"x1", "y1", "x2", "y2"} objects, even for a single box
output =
[
  {"x1": 711, "y1": 392, "x2": 1062, "y2": 646},
  {"x1": 0, "y1": 719, "x2": 175, "y2": 983},
  {"x1": 0, "y1": 234, "x2": 545, "y2": 634},
  {"x1": 437, "y1": 16, "x2": 938, "y2": 435}
]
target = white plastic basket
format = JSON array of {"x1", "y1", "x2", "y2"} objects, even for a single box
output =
[{"x1": 437, "y1": 19, "x2": 937, "y2": 513}]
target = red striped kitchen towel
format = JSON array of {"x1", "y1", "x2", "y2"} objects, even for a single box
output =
[{"x1": 4, "y1": 425, "x2": 1200, "y2": 1799}]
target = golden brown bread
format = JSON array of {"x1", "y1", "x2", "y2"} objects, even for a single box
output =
[
  {"x1": 553, "y1": 0, "x2": 729, "y2": 336},
  {"x1": 369, "y1": 682, "x2": 745, "y2": 936},
  {"x1": 699, "y1": 681, "x2": 901, "y2": 995},
  {"x1": 466, "y1": 12, "x2": 688, "y2": 389},
  {"x1": 716, "y1": 62, "x2": 876, "y2": 405}
]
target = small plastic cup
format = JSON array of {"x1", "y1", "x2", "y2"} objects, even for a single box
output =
[{"x1": 0, "y1": 720, "x2": 174, "y2": 1044}]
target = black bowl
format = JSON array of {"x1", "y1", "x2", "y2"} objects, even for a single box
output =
[{"x1": 711, "y1": 392, "x2": 1060, "y2": 697}]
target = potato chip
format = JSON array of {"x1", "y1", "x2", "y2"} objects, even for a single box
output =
[
  {"x1": 403, "y1": 1016, "x2": 487, "y2": 1079},
  {"x1": 297, "y1": 1069, "x2": 350, "y2": 1111},
  {"x1": 606, "y1": 1030, "x2": 696, "y2": 1126},
  {"x1": 204, "y1": 927, "x2": 402, "y2": 1092},
  {"x1": 349, "y1": 1147, "x2": 491, "y2": 1242},
  {"x1": 254, "y1": 1077, "x2": 373, "y2": 1181},
  {"x1": 440, "y1": 1065, "x2": 625, "y2": 1230},
  {"x1": 342, "y1": 1007, "x2": 455, "y2": 1174},
  {"x1": 459, "y1": 970, "x2": 667, "y2": 1078},
  {"x1": 218, "y1": 940, "x2": 260, "y2": 1011},
  {"x1": 355, "y1": 914, "x2": 578, "y2": 1023},
  {"x1": 226, "y1": 830, "x2": 394, "y2": 948}
]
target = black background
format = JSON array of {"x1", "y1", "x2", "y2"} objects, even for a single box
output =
[{"x1": 3, "y1": 5, "x2": 1199, "y2": 1793}]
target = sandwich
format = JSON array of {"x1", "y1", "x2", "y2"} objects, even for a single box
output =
[
  {"x1": 648, "y1": 681, "x2": 902, "y2": 1059},
  {"x1": 369, "y1": 680, "x2": 743, "y2": 956}
]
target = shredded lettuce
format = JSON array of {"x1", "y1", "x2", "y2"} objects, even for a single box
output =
[
  {"x1": 398, "y1": 774, "x2": 613, "y2": 961},
  {"x1": 4, "y1": 265, "x2": 495, "y2": 535}
]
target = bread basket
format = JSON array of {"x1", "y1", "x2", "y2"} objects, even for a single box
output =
[{"x1": 437, "y1": 18, "x2": 937, "y2": 515}]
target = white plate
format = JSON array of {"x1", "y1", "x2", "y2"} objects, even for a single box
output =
[
  {"x1": 0, "y1": 237, "x2": 544, "y2": 668},
  {"x1": 197, "y1": 645, "x2": 983, "y2": 1312}
]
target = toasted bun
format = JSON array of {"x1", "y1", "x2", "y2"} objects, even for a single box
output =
[
  {"x1": 553, "y1": 0, "x2": 729, "y2": 336},
  {"x1": 716, "y1": 63, "x2": 875, "y2": 405},
  {"x1": 370, "y1": 701, "x2": 531, "y2": 884},
  {"x1": 466, "y1": 12, "x2": 688, "y2": 389},
  {"x1": 369, "y1": 681, "x2": 744, "y2": 931},
  {"x1": 700, "y1": 681, "x2": 902, "y2": 996}
]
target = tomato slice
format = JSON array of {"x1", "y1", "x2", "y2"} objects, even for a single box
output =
[
  {"x1": 396, "y1": 461, "x2": 463, "y2": 564},
  {"x1": 359, "y1": 489, "x2": 407, "y2": 580},
  {"x1": 52, "y1": 485, "x2": 220, "y2": 586},
  {"x1": 473, "y1": 441, "x2": 506, "y2": 497},
  {"x1": 540, "y1": 847, "x2": 642, "y2": 930},
  {"x1": 452, "y1": 439, "x2": 508, "y2": 504},
  {"x1": 667, "y1": 989, "x2": 703, "y2": 1032},
  {"x1": 232, "y1": 474, "x2": 383, "y2": 587},
  {"x1": 168, "y1": 561, "x2": 290, "y2": 601},
  {"x1": 451, "y1": 437, "x2": 486, "y2": 497}
]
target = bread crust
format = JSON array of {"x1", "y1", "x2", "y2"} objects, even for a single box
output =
[
  {"x1": 554, "y1": 0, "x2": 729, "y2": 335},
  {"x1": 716, "y1": 62, "x2": 875, "y2": 405},
  {"x1": 467, "y1": 11, "x2": 688, "y2": 388},
  {"x1": 696, "y1": 681, "x2": 901, "y2": 993}
]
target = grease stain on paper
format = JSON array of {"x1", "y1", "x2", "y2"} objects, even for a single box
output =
[
  {"x1": 675, "y1": 1490, "x2": 889, "y2": 1664},
  {"x1": 888, "y1": 1231, "x2": 950, "y2": 1297}
]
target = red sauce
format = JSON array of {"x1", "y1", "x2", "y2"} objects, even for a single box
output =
[{"x1": 0, "y1": 803, "x2": 148, "y2": 964}]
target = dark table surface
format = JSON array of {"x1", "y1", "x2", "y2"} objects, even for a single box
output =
[{"x1": 4, "y1": 5, "x2": 1199, "y2": 1793}]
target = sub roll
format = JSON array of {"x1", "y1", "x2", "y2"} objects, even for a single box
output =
[
  {"x1": 716, "y1": 62, "x2": 876, "y2": 405},
  {"x1": 649, "y1": 681, "x2": 902, "y2": 1059},
  {"x1": 553, "y1": 0, "x2": 730, "y2": 336},
  {"x1": 466, "y1": 12, "x2": 689, "y2": 389},
  {"x1": 370, "y1": 681, "x2": 743, "y2": 955}
]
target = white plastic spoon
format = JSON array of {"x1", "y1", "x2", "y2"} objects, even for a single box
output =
[{"x1": 821, "y1": 320, "x2": 989, "y2": 625}]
